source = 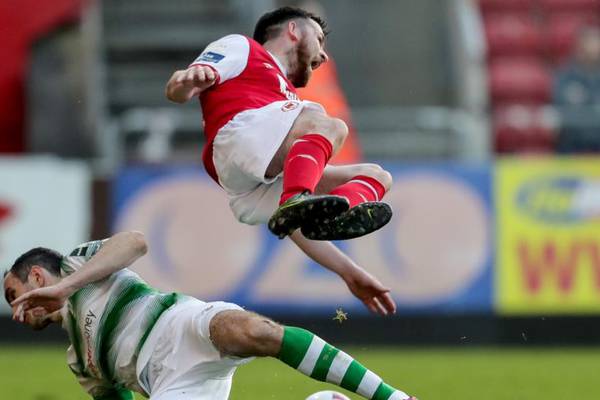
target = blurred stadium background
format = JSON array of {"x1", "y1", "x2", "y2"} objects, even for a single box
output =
[{"x1": 1, "y1": 0, "x2": 600, "y2": 398}]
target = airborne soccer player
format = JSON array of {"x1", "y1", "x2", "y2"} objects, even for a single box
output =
[
  {"x1": 166, "y1": 6, "x2": 392, "y2": 241},
  {"x1": 166, "y1": 6, "x2": 396, "y2": 317},
  {"x1": 4, "y1": 232, "x2": 417, "y2": 400}
]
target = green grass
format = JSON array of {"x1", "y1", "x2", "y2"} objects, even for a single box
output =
[{"x1": 0, "y1": 345, "x2": 599, "y2": 399}]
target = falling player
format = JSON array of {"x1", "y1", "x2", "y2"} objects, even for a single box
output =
[
  {"x1": 166, "y1": 6, "x2": 396, "y2": 316},
  {"x1": 5, "y1": 232, "x2": 417, "y2": 400}
]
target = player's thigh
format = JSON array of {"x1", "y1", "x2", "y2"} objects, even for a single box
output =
[
  {"x1": 266, "y1": 108, "x2": 346, "y2": 178},
  {"x1": 209, "y1": 309, "x2": 283, "y2": 357},
  {"x1": 315, "y1": 163, "x2": 391, "y2": 194}
]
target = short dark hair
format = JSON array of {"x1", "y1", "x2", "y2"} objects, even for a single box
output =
[
  {"x1": 253, "y1": 6, "x2": 328, "y2": 45},
  {"x1": 6, "y1": 247, "x2": 63, "y2": 283}
]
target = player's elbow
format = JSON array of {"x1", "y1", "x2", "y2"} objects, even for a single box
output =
[{"x1": 128, "y1": 231, "x2": 148, "y2": 256}]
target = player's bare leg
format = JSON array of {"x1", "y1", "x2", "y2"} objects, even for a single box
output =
[
  {"x1": 209, "y1": 310, "x2": 417, "y2": 400},
  {"x1": 267, "y1": 108, "x2": 351, "y2": 239},
  {"x1": 301, "y1": 164, "x2": 394, "y2": 240}
]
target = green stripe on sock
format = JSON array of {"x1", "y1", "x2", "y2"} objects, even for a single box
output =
[
  {"x1": 310, "y1": 344, "x2": 340, "y2": 381},
  {"x1": 340, "y1": 360, "x2": 368, "y2": 392},
  {"x1": 372, "y1": 382, "x2": 396, "y2": 400},
  {"x1": 278, "y1": 327, "x2": 314, "y2": 369}
]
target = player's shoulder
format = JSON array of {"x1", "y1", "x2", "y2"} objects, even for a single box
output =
[
  {"x1": 68, "y1": 239, "x2": 107, "y2": 257},
  {"x1": 61, "y1": 239, "x2": 108, "y2": 276},
  {"x1": 209, "y1": 34, "x2": 250, "y2": 49},
  {"x1": 194, "y1": 34, "x2": 252, "y2": 70}
]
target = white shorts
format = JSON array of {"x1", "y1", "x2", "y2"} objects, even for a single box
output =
[
  {"x1": 213, "y1": 99, "x2": 325, "y2": 225},
  {"x1": 136, "y1": 298, "x2": 252, "y2": 400}
]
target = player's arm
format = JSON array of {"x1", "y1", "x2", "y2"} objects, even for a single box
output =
[
  {"x1": 166, "y1": 34, "x2": 249, "y2": 104},
  {"x1": 60, "y1": 231, "x2": 147, "y2": 291},
  {"x1": 289, "y1": 231, "x2": 396, "y2": 316},
  {"x1": 165, "y1": 65, "x2": 218, "y2": 103},
  {"x1": 11, "y1": 231, "x2": 147, "y2": 312}
]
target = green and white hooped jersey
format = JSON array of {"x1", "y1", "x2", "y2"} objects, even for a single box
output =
[{"x1": 60, "y1": 240, "x2": 180, "y2": 399}]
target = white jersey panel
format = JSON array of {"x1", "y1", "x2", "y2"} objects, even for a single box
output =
[
  {"x1": 190, "y1": 34, "x2": 249, "y2": 83},
  {"x1": 61, "y1": 239, "x2": 180, "y2": 398}
]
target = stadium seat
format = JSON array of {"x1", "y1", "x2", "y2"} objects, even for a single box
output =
[
  {"x1": 494, "y1": 105, "x2": 557, "y2": 152},
  {"x1": 485, "y1": 15, "x2": 544, "y2": 58},
  {"x1": 544, "y1": 14, "x2": 600, "y2": 63},
  {"x1": 489, "y1": 59, "x2": 552, "y2": 105},
  {"x1": 539, "y1": 0, "x2": 600, "y2": 13}
]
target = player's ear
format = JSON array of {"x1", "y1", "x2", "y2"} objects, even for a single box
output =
[
  {"x1": 287, "y1": 20, "x2": 301, "y2": 42},
  {"x1": 27, "y1": 266, "x2": 46, "y2": 288}
]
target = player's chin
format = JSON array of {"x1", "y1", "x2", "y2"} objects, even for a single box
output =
[
  {"x1": 29, "y1": 317, "x2": 52, "y2": 331},
  {"x1": 295, "y1": 71, "x2": 312, "y2": 88},
  {"x1": 26, "y1": 310, "x2": 51, "y2": 330}
]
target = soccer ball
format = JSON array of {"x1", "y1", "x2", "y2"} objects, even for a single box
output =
[{"x1": 305, "y1": 391, "x2": 351, "y2": 400}]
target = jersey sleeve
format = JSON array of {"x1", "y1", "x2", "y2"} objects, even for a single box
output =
[
  {"x1": 189, "y1": 34, "x2": 249, "y2": 84},
  {"x1": 61, "y1": 239, "x2": 108, "y2": 276}
]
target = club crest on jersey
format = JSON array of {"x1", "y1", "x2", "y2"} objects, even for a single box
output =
[
  {"x1": 197, "y1": 51, "x2": 225, "y2": 63},
  {"x1": 282, "y1": 101, "x2": 300, "y2": 112}
]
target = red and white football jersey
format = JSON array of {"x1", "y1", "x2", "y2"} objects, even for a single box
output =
[{"x1": 190, "y1": 34, "x2": 299, "y2": 182}]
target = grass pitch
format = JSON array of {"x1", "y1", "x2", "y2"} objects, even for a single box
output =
[{"x1": 0, "y1": 345, "x2": 598, "y2": 399}]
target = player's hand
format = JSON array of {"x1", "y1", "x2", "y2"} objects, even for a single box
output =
[
  {"x1": 166, "y1": 65, "x2": 217, "y2": 103},
  {"x1": 177, "y1": 65, "x2": 217, "y2": 89},
  {"x1": 343, "y1": 267, "x2": 397, "y2": 316},
  {"x1": 13, "y1": 305, "x2": 62, "y2": 330},
  {"x1": 11, "y1": 283, "x2": 72, "y2": 317}
]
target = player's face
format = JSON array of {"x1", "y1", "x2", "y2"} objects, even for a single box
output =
[
  {"x1": 3, "y1": 271, "x2": 54, "y2": 329},
  {"x1": 289, "y1": 19, "x2": 328, "y2": 87}
]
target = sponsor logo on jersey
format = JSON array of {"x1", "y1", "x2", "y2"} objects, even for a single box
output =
[
  {"x1": 516, "y1": 177, "x2": 600, "y2": 224},
  {"x1": 197, "y1": 51, "x2": 225, "y2": 63},
  {"x1": 282, "y1": 101, "x2": 300, "y2": 112},
  {"x1": 277, "y1": 74, "x2": 299, "y2": 101},
  {"x1": 83, "y1": 309, "x2": 100, "y2": 376}
]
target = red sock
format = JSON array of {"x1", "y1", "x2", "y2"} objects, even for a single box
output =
[
  {"x1": 280, "y1": 134, "x2": 333, "y2": 204},
  {"x1": 329, "y1": 175, "x2": 387, "y2": 208}
]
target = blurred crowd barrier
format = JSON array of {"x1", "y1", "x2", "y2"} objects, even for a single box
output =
[
  {"x1": 112, "y1": 163, "x2": 494, "y2": 316},
  {"x1": 1, "y1": 156, "x2": 599, "y2": 317},
  {"x1": 0, "y1": 157, "x2": 91, "y2": 313}
]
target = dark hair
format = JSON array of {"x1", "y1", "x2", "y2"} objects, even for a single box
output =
[
  {"x1": 6, "y1": 247, "x2": 63, "y2": 283},
  {"x1": 253, "y1": 6, "x2": 328, "y2": 45}
]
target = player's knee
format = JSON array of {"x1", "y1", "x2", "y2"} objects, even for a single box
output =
[
  {"x1": 331, "y1": 118, "x2": 349, "y2": 149},
  {"x1": 293, "y1": 110, "x2": 347, "y2": 151},
  {"x1": 357, "y1": 163, "x2": 393, "y2": 191},
  {"x1": 379, "y1": 169, "x2": 393, "y2": 191},
  {"x1": 209, "y1": 310, "x2": 282, "y2": 358},
  {"x1": 312, "y1": 117, "x2": 347, "y2": 152}
]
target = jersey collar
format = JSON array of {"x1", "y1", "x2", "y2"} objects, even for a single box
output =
[{"x1": 267, "y1": 51, "x2": 287, "y2": 75}]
